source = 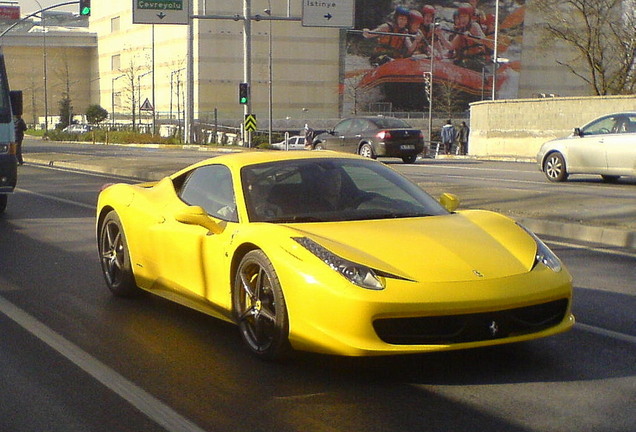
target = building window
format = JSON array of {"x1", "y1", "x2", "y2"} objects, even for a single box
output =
[
  {"x1": 111, "y1": 16, "x2": 120, "y2": 32},
  {"x1": 111, "y1": 54, "x2": 120, "y2": 71}
]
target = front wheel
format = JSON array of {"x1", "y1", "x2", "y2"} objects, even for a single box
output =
[
  {"x1": 543, "y1": 152, "x2": 568, "y2": 182},
  {"x1": 313, "y1": 142, "x2": 325, "y2": 151},
  {"x1": 98, "y1": 211, "x2": 140, "y2": 297},
  {"x1": 233, "y1": 250, "x2": 290, "y2": 360}
]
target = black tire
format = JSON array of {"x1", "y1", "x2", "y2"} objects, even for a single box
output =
[
  {"x1": 359, "y1": 143, "x2": 376, "y2": 159},
  {"x1": 233, "y1": 250, "x2": 290, "y2": 360},
  {"x1": 0, "y1": 194, "x2": 6, "y2": 214},
  {"x1": 543, "y1": 152, "x2": 568, "y2": 182},
  {"x1": 314, "y1": 142, "x2": 325, "y2": 151},
  {"x1": 601, "y1": 175, "x2": 620, "y2": 183},
  {"x1": 402, "y1": 155, "x2": 417, "y2": 164},
  {"x1": 98, "y1": 211, "x2": 140, "y2": 297}
]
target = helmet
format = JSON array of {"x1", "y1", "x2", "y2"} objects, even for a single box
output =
[
  {"x1": 395, "y1": 6, "x2": 410, "y2": 17},
  {"x1": 422, "y1": 5, "x2": 436, "y2": 17},
  {"x1": 456, "y1": 5, "x2": 474, "y2": 16},
  {"x1": 409, "y1": 10, "x2": 424, "y2": 26}
]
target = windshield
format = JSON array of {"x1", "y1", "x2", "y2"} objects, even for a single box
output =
[{"x1": 241, "y1": 158, "x2": 447, "y2": 223}]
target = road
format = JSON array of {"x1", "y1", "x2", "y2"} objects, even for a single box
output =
[{"x1": 0, "y1": 148, "x2": 634, "y2": 432}]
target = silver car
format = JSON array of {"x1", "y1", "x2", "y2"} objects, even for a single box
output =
[{"x1": 537, "y1": 112, "x2": 636, "y2": 182}]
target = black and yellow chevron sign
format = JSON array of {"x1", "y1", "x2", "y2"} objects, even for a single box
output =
[{"x1": 244, "y1": 114, "x2": 257, "y2": 132}]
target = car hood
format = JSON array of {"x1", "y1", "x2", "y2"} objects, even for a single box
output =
[{"x1": 283, "y1": 210, "x2": 537, "y2": 283}]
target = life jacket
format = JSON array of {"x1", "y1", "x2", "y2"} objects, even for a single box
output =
[{"x1": 375, "y1": 22, "x2": 407, "y2": 57}]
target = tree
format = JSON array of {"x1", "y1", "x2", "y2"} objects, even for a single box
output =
[
  {"x1": 86, "y1": 104, "x2": 108, "y2": 125},
  {"x1": 532, "y1": 0, "x2": 636, "y2": 95},
  {"x1": 58, "y1": 96, "x2": 73, "y2": 129}
]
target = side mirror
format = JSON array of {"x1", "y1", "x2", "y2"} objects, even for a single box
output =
[
  {"x1": 439, "y1": 193, "x2": 459, "y2": 213},
  {"x1": 573, "y1": 127, "x2": 583, "y2": 137},
  {"x1": 175, "y1": 206, "x2": 224, "y2": 234}
]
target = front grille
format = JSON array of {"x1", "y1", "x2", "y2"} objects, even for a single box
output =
[{"x1": 373, "y1": 299, "x2": 569, "y2": 345}]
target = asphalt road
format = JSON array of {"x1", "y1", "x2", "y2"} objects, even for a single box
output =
[{"x1": 0, "y1": 158, "x2": 634, "y2": 432}]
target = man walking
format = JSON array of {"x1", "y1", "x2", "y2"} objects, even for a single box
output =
[
  {"x1": 440, "y1": 119, "x2": 456, "y2": 155},
  {"x1": 14, "y1": 114, "x2": 26, "y2": 165},
  {"x1": 457, "y1": 121, "x2": 469, "y2": 155}
]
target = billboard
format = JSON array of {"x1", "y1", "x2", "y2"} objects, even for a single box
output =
[
  {"x1": 343, "y1": 1, "x2": 526, "y2": 113},
  {"x1": 0, "y1": 4, "x2": 20, "y2": 20}
]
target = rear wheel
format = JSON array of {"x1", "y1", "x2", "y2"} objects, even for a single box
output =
[
  {"x1": 402, "y1": 155, "x2": 417, "y2": 164},
  {"x1": 0, "y1": 194, "x2": 7, "y2": 214},
  {"x1": 98, "y1": 211, "x2": 140, "y2": 297},
  {"x1": 543, "y1": 152, "x2": 568, "y2": 182},
  {"x1": 233, "y1": 250, "x2": 290, "y2": 360},
  {"x1": 359, "y1": 143, "x2": 376, "y2": 159}
]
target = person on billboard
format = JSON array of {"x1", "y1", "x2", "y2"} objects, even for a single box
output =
[
  {"x1": 418, "y1": 5, "x2": 445, "y2": 58},
  {"x1": 404, "y1": 10, "x2": 425, "y2": 56},
  {"x1": 444, "y1": 5, "x2": 487, "y2": 71},
  {"x1": 363, "y1": 6, "x2": 410, "y2": 65}
]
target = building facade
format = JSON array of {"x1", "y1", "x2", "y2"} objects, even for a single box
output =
[{"x1": 3, "y1": 1, "x2": 623, "y2": 133}]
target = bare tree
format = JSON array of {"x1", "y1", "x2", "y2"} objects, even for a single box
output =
[{"x1": 532, "y1": 0, "x2": 636, "y2": 95}]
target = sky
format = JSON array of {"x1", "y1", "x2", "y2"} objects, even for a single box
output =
[{"x1": 17, "y1": 0, "x2": 76, "y2": 15}]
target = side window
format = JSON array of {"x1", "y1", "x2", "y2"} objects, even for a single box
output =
[
  {"x1": 333, "y1": 119, "x2": 353, "y2": 135},
  {"x1": 179, "y1": 165, "x2": 237, "y2": 222},
  {"x1": 582, "y1": 117, "x2": 616, "y2": 135}
]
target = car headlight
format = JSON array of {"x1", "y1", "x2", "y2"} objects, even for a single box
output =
[
  {"x1": 517, "y1": 224, "x2": 562, "y2": 272},
  {"x1": 0, "y1": 144, "x2": 8, "y2": 153},
  {"x1": 293, "y1": 237, "x2": 385, "y2": 290}
]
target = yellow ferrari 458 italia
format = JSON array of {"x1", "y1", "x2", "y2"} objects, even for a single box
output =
[{"x1": 96, "y1": 151, "x2": 574, "y2": 359}]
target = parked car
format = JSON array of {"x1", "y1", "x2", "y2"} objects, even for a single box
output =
[
  {"x1": 62, "y1": 124, "x2": 93, "y2": 134},
  {"x1": 97, "y1": 151, "x2": 573, "y2": 359},
  {"x1": 312, "y1": 116, "x2": 425, "y2": 163},
  {"x1": 271, "y1": 135, "x2": 307, "y2": 150},
  {"x1": 537, "y1": 112, "x2": 636, "y2": 182}
]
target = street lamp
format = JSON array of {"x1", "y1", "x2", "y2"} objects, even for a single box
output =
[
  {"x1": 426, "y1": 19, "x2": 440, "y2": 146},
  {"x1": 111, "y1": 74, "x2": 125, "y2": 128},
  {"x1": 264, "y1": 4, "x2": 273, "y2": 146},
  {"x1": 33, "y1": 0, "x2": 48, "y2": 131},
  {"x1": 491, "y1": 57, "x2": 509, "y2": 100}
]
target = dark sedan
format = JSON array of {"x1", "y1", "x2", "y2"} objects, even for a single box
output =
[{"x1": 312, "y1": 117, "x2": 425, "y2": 163}]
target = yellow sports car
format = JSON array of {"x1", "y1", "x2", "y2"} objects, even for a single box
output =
[{"x1": 97, "y1": 151, "x2": 574, "y2": 359}]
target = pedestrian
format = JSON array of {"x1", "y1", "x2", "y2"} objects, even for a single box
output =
[
  {"x1": 457, "y1": 121, "x2": 469, "y2": 155},
  {"x1": 440, "y1": 119, "x2": 456, "y2": 155},
  {"x1": 304, "y1": 123, "x2": 315, "y2": 148},
  {"x1": 14, "y1": 114, "x2": 27, "y2": 165}
]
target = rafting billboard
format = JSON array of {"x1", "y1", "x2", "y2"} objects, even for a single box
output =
[{"x1": 344, "y1": 1, "x2": 526, "y2": 113}]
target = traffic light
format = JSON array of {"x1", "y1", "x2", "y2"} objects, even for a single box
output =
[
  {"x1": 239, "y1": 82, "x2": 249, "y2": 105},
  {"x1": 79, "y1": 0, "x2": 91, "y2": 16}
]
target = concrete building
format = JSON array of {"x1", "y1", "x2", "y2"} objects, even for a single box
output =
[{"x1": 1, "y1": 12, "x2": 95, "y2": 128}]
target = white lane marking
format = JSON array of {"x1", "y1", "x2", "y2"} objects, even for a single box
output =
[
  {"x1": 0, "y1": 295, "x2": 209, "y2": 432},
  {"x1": 577, "y1": 323, "x2": 636, "y2": 345},
  {"x1": 15, "y1": 188, "x2": 95, "y2": 210},
  {"x1": 545, "y1": 239, "x2": 636, "y2": 259}
]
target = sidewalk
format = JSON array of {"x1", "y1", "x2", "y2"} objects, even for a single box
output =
[{"x1": 22, "y1": 148, "x2": 636, "y2": 252}]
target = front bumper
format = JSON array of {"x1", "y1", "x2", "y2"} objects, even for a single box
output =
[{"x1": 278, "y1": 258, "x2": 574, "y2": 356}]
